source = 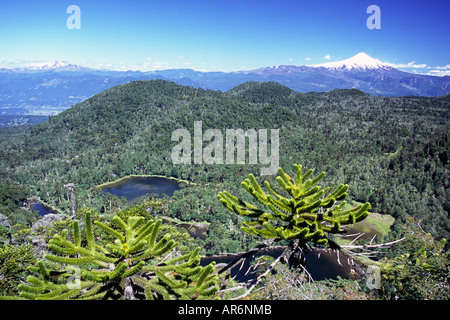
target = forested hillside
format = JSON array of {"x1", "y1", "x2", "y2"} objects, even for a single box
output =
[{"x1": 0, "y1": 79, "x2": 448, "y2": 254}]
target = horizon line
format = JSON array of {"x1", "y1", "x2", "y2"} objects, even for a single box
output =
[{"x1": 1, "y1": 52, "x2": 448, "y2": 77}]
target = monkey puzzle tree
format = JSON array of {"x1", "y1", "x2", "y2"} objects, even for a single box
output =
[
  {"x1": 218, "y1": 164, "x2": 371, "y2": 268},
  {"x1": 9, "y1": 208, "x2": 219, "y2": 300}
]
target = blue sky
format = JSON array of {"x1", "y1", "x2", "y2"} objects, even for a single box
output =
[{"x1": 0, "y1": 0, "x2": 449, "y2": 75}]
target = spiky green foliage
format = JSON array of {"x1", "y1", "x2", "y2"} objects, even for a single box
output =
[
  {"x1": 368, "y1": 217, "x2": 450, "y2": 300},
  {"x1": 0, "y1": 243, "x2": 37, "y2": 297},
  {"x1": 11, "y1": 209, "x2": 219, "y2": 300},
  {"x1": 218, "y1": 164, "x2": 370, "y2": 247}
]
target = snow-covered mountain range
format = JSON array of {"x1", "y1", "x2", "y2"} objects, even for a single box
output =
[
  {"x1": 4, "y1": 61, "x2": 92, "y2": 73},
  {"x1": 1, "y1": 53, "x2": 449, "y2": 115}
]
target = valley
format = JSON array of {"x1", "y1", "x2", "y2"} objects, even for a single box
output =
[
  {"x1": 0, "y1": 79, "x2": 448, "y2": 252},
  {"x1": 0, "y1": 79, "x2": 448, "y2": 300}
]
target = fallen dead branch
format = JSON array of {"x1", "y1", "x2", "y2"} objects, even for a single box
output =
[{"x1": 212, "y1": 235, "x2": 406, "y2": 300}]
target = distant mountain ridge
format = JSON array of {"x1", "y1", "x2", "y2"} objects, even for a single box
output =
[
  {"x1": 248, "y1": 52, "x2": 394, "y2": 73},
  {"x1": 1, "y1": 61, "x2": 92, "y2": 73},
  {"x1": 1, "y1": 53, "x2": 449, "y2": 115}
]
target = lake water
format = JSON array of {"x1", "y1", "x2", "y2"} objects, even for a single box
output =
[
  {"x1": 101, "y1": 176, "x2": 183, "y2": 203},
  {"x1": 32, "y1": 201, "x2": 58, "y2": 216},
  {"x1": 31, "y1": 176, "x2": 183, "y2": 216},
  {"x1": 201, "y1": 246, "x2": 354, "y2": 283}
]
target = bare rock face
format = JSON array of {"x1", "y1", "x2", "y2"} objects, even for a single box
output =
[
  {"x1": 29, "y1": 213, "x2": 68, "y2": 256},
  {"x1": 30, "y1": 213, "x2": 67, "y2": 233}
]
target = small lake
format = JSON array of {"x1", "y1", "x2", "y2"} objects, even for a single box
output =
[
  {"x1": 31, "y1": 201, "x2": 59, "y2": 216},
  {"x1": 101, "y1": 176, "x2": 184, "y2": 203},
  {"x1": 201, "y1": 246, "x2": 354, "y2": 283}
]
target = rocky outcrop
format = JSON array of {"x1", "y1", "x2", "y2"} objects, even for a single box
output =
[
  {"x1": 0, "y1": 214, "x2": 13, "y2": 244},
  {"x1": 30, "y1": 213, "x2": 66, "y2": 233},
  {"x1": 29, "y1": 213, "x2": 67, "y2": 256},
  {"x1": 0, "y1": 214, "x2": 11, "y2": 229}
]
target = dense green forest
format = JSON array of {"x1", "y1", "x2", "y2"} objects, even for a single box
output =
[
  {"x1": 0, "y1": 79, "x2": 449, "y2": 299},
  {"x1": 0, "y1": 80, "x2": 448, "y2": 251}
]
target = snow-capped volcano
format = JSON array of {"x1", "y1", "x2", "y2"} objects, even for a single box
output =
[
  {"x1": 234, "y1": 52, "x2": 449, "y2": 96},
  {"x1": 309, "y1": 52, "x2": 393, "y2": 71},
  {"x1": 244, "y1": 52, "x2": 395, "y2": 75}
]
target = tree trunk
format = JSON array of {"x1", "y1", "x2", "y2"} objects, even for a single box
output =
[
  {"x1": 284, "y1": 239, "x2": 309, "y2": 269},
  {"x1": 64, "y1": 184, "x2": 76, "y2": 219}
]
